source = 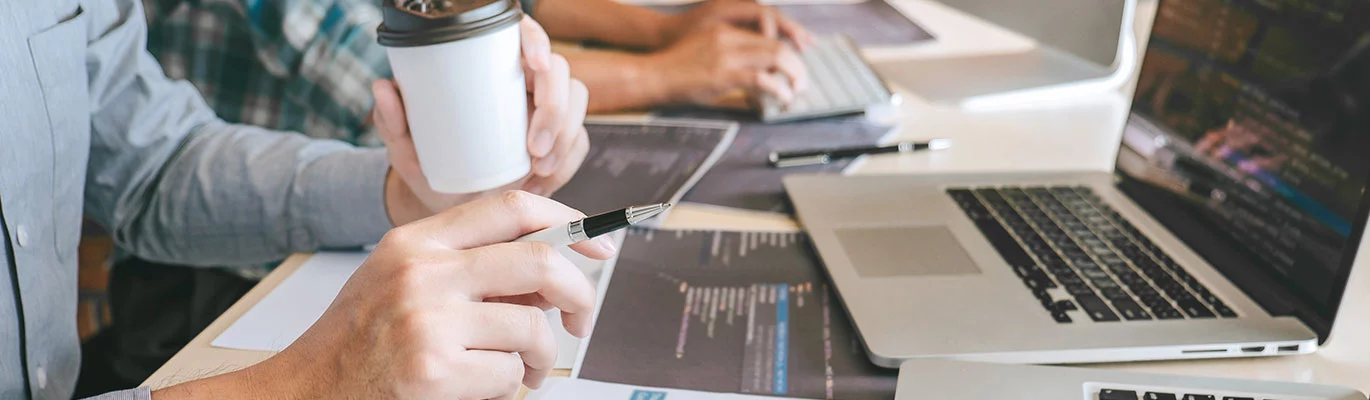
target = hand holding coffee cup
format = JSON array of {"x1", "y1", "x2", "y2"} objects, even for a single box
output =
[{"x1": 374, "y1": 1, "x2": 590, "y2": 226}]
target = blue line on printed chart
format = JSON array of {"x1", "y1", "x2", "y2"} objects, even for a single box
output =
[{"x1": 630, "y1": 390, "x2": 668, "y2": 400}]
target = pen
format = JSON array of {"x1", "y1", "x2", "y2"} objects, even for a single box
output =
[
  {"x1": 515, "y1": 203, "x2": 672, "y2": 247},
  {"x1": 768, "y1": 138, "x2": 952, "y2": 168}
]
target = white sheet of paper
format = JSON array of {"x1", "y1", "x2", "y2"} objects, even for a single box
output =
[
  {"x1": 528, "y1": 378, "x2": 808, "y2": 400},
  {"x1": 212, "y1": 239, "x2": 618, "y2": 369}
]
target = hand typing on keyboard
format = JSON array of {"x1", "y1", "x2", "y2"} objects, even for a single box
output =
[
  {"x1": 645, "y1": 23, "x2": 810, "y2": 108},
  {"x1": 659, "y1": 0, "x2": 816, "y2": 49}
]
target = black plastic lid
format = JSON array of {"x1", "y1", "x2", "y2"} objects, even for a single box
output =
[{"x1": 377, "y1": 0, "x2": 523, "y2": 47}]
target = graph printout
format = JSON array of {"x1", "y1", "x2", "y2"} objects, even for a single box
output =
[{"x1": 578, "y1": 229, "x2": 897, "y2": 399}]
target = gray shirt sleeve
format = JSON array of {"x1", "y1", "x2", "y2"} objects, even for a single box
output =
[
  {"x1": 521, "y1": 0, "x2": 537, "y2": 17},
  {"x1": 83, "y1": 387, "x2": 152, "y2": 400},
  {"x1": 81, "y1": 0, "x2": 393, "y2": 267}
]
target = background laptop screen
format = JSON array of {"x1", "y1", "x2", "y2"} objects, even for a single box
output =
[{"x1": 1116, "y1": 0, "x2": 1370, "y2": 336}]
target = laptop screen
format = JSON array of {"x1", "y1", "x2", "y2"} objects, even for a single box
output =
[{"x1": 1117, "y1": 0, "x2": 1370, "y2": 338}]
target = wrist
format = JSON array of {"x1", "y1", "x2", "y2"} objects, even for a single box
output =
[
  {"x1": 651, "y1": 15, "x2": 685, "y2": 48},
  {"x1": 384, "y1": 168, "x2": 427, "y2": 227},
  {"x1": 632, "y1": 53, "x2": 686, "y2": 106},
  {"x1": 150, "y1": 354, "x2": 311, "y2": 400}
]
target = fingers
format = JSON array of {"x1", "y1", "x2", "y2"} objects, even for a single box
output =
[
  {"x1": 532, "y1": 79, "x2": 589, "y2": 177},
  {"x1": 769, "y1": 43, "x2": 808, "y2": 93},
  {"x1": 371, "y1": 80, "x2": 427, "y2": 187},
  {"x1": 751, "y1": 71, "x2": 796, "y2": 103},
  {"x1": 775, "y1": 12, "x2": 815, "y2": 49},
  {"x1": 453, "y1": 350, "x2": 526, "y2": 399},
  {"x1": 412, "y1": 191, "x2": 572, "y2": 245},
  {"x1": 760, "y1": 8, "x2": 778, "y2": 40},
  {"x1": 729, "y1": 34, "x2": 808, "y2": 97},
  {"x1": 457, "y1": 303, "x2": 559, "y2": 388},
  {"x1": 520, "y1": 16, "x2": 552, "y2": 71},
  {"x1": 714, "y1": 1, "x2": 813, "y2": 48},
  {"x1": 528, "y1": 54, "x2": 572, "y2": 159},
  {"x1": 456, "y1": 242, "x2": 599, "y2": 337}
]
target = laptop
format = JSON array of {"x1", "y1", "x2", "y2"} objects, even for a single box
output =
[
  {"x1": 784, "y1": 0, "x2": 1370, "y2": 367},
  {"x1": 760, "y1": 35, "x2": 895, "y2": 123},
  {"x1": 897, "y1": 359, "x2": 1367, "y2": 400}
]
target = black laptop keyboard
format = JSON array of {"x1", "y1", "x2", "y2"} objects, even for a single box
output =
[
  {"x1": 947, "y1": 186, "x2": 1238, "y2": 323},
  {"x1": 1100, "y1": 388, "x2": 1268, "y2": 400}
]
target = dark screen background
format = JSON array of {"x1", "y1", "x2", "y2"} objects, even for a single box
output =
[{"x1": 1119, "y1": 0, "x2": 1370, "y2": 329}]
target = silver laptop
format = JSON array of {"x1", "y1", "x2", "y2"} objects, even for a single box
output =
[
  {"x1": 784, "y1": 0, "x2": 1370, "y2": 367},
  {"x1": 897, "y1": 359, "x2": 1367, "y2": 400}
]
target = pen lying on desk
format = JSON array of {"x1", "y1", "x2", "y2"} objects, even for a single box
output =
[
  {"x1": 515, "y1": 203, "x2": 671, "y2": 247},
  {"x1": 768, "y1": 138, "x2": 953, "y2": 168}
]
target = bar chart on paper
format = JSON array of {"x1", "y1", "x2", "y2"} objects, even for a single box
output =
[
  {"x1": 551, "y1": 119, "x2": 735, "y2": 214},
  {"x1": 578, "y1": 229, "x2": 897, "y2": 399}
]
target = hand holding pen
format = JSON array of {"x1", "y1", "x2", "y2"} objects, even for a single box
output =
[{"x1": 517, "y1": 203, "x2": 672, "y2": 246}]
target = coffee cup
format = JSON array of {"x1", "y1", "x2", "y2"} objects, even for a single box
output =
[{"x1": 378, "y1": 0, "x2": 528, "y2": 193}]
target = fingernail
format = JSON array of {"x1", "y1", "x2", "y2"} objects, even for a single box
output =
[
  {"x1": 597, "y1": 237, "x2": 617, "y2": 254},
  {"x1": 532, "y1": 131, "x2": 554, "y2": 156}
]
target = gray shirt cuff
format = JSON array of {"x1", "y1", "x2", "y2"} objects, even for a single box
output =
[
  {"x1": 297, "y1": 147, "x2": 394, "y2": 247},
  {"x1": 83, "y1": 387, "x2": 151, "y2": 400}
]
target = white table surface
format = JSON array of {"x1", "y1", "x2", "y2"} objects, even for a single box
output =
[{"x1": 145, "y1": 0, "x2": 1370, "y2": 395}]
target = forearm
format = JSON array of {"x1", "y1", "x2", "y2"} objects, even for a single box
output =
[
  {"x1": 565, "y1": 50, "x2": 676, "y2": 112},
  {"x1": 114, "y1": 122, "x2": 392, "y2": 266},
  {"x1": 534, "y1": 0, "x2": 676, "y2": 49},
  {"x1": 83, "y1": 0, "x2": 393, "y2": 266},
  {"x1": 151, "y1": 355, "x2": 308, "y2": 400}
]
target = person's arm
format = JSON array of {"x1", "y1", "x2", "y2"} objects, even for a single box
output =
[
  {"x1": 83, "y1": 0, "x2": 393, "y2": 267},
  {"x1": 567, "y1": 24, "x2": 809, "y2": 112},
  {"x1": 564, "y1": 50, "x2": 675, "y2": 112},
  {"x1": 533, "y1": 0, "x2": 677, "y2": 49}
]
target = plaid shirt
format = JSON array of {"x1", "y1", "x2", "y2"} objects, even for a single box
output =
[
  {"x1": 139, "y1": 0, "x2": 536, "y2": 278},
  {"x1": 142, "y1": 0, "x2": 393, "y2": 146}
]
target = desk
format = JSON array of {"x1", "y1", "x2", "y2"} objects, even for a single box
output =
[{"x1": 146, "y1": 0, "x2": 1370, "y2": 395}]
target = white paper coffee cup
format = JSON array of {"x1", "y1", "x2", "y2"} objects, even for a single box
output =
[{"x1": 379, "y1": 0, "x2": 528, "y2": 194}]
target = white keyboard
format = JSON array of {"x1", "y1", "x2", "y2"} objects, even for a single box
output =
[{"x1": 760, "y1": 35, "x2": 893, "y2": 123}]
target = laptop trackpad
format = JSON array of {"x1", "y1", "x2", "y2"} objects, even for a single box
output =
[{"x1": 835, "y1": 226, "x2": 981, "y2": 277}]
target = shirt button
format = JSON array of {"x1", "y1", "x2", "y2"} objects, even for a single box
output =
[
  {"x1": 35, "y1": 366, "x2": 46, "y2": 389},
  {"x1": 15, "y1": 225, "x2": 29, "y2": 248}
]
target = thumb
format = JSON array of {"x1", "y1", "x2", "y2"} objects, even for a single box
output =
[{"x1": 412, "y1": 191, "x2": 618, "y2": 260}]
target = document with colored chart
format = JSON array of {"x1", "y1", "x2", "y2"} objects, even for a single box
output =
[{"x1": 575, "y1": 229, "x2": 898, "y2": 399}]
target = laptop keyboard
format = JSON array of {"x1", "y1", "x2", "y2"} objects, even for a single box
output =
[
  {"x1": 947, "y1": 186, "x2": 1238, "y2": 323},
  {"x1": 760, "y1": 35, "x2": 892, "y2": 123}
]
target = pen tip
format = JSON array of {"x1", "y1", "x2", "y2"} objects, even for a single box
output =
[{"x1": 929, "y1": 138, "x2": 953, "y2": 150}]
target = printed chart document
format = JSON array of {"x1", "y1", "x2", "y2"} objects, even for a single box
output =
[
  {"x1": 653, "y1": 111, "x2": 894, "y2": 215},
  {"x1": 528, "y1": 378, "x2": 807, "y2": 400},
  {"x1": 575, "y1": 229, "x2": 898, "y2": 399},
  {"x1": 554, "y1": 119, "x2": 737, "y2": 215}
]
